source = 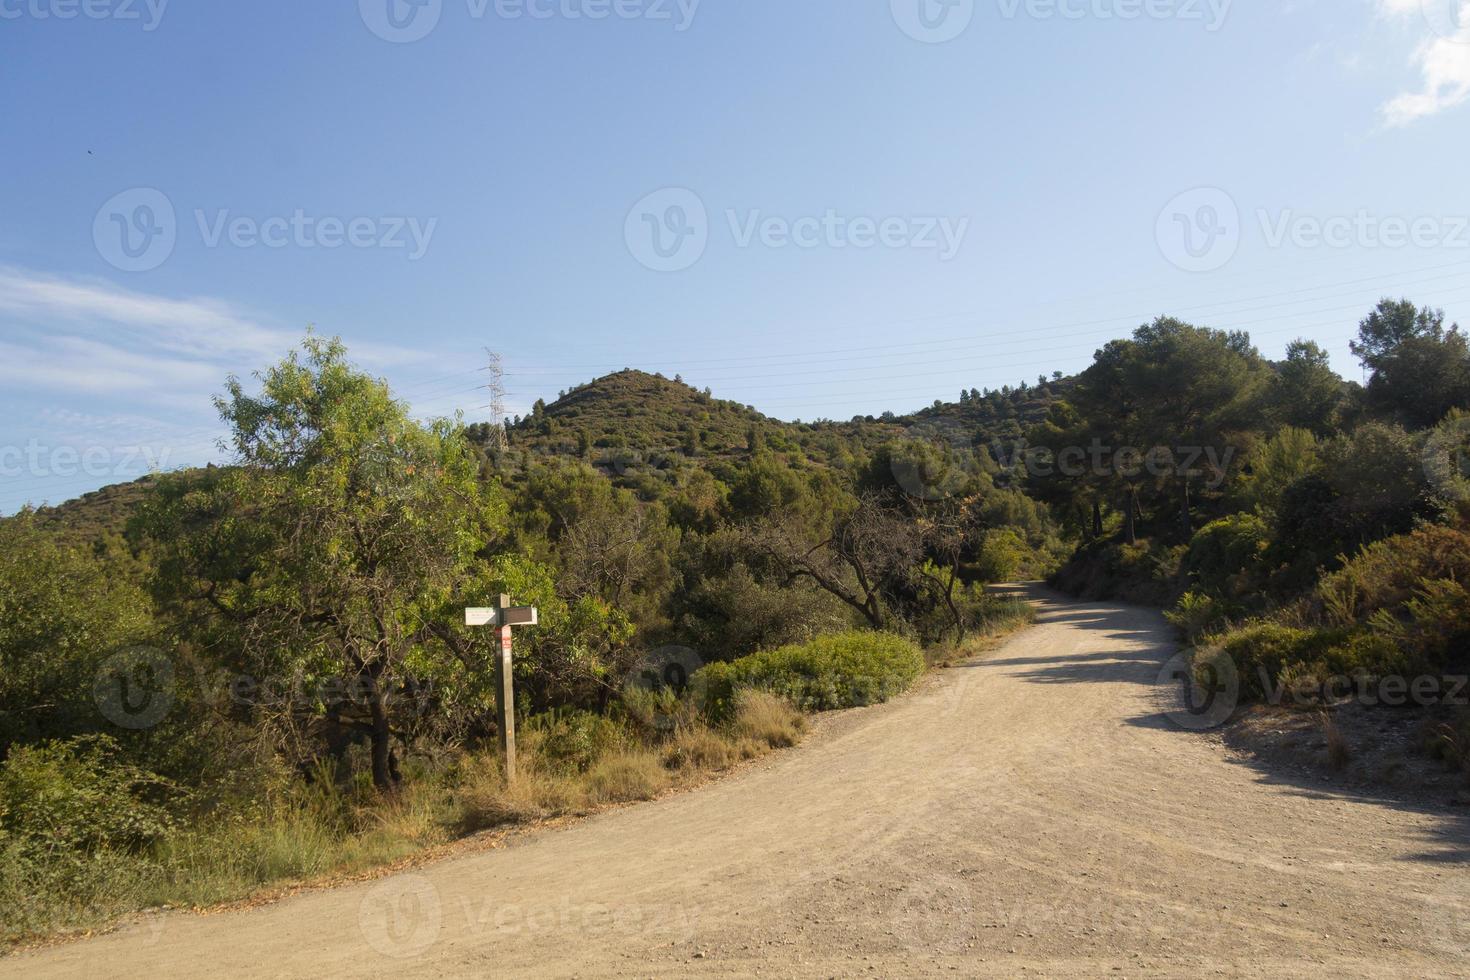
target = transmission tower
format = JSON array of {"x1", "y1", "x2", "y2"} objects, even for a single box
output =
[{"x1": 484, "y1": 349, "x2": 507, "y2": 450}]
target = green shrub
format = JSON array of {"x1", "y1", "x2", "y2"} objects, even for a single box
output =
[
  {"x1": 1365, "y1": 578, "x2": 1470, "y2": 675},
  {"x1": 1212, "y1": 624, "x2": 1333, "y2": 700},
  {"x1": 1317, "y1": 524, "x2": 1470, "y2": 626},
  {"x1": 973, "y1": 529, "x2": 1028, "y2": 583},
  {"x1": 1166, "y1": 591, "x2": 1232, "y2": 643},
  {"x1": 1182, "y1": 514, "x2": 1270, "y2": 596},
  {"x1": 696, "y1": 631, "x2": 924, "y2": 720},
  {"x1": 1209, "y1": 622, "x2": 1415, "y2": 702},
  {"x1": 522, "y1": 709, "x2": 628, "y2": 775},
  {"x1": 0, "y1": 735, "x2": 178, "y2": 857}
]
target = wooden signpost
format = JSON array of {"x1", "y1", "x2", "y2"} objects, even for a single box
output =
[{"x1": 465, "y1": 595, "x2": 539, "y2": 782}]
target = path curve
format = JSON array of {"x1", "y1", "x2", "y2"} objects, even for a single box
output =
[{"x1": 9, "y1": 587, "x2": 1470, "y2": 978}]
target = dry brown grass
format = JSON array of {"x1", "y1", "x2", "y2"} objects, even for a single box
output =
[
  {"x1": 1429, "y1": 713, "x2": 1470, "y2": 784},
  {"x1": 663, "y1": 725, "x2": 749, "y2": 772},
  {"x1": 585, "y1": 749, "x2": 671, "y2": 804},
  {"x1": 458, "y1": 703, "x2": 810, "y2": 831},
  {"x1": 732, "y1": 690, "x2": 807, "y2": 749},
  {"x1": 455, "y1": 752, "x2": 583, "y2": 832}
]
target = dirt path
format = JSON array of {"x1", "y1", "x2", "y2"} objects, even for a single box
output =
[{"x1": 9, "y1": 587, "x2": 1470, "y2": 978}]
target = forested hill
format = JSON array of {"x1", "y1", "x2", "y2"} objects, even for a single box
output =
[
  {"x1": 478, "y1": 367, "x2": 1068, "y2": 469},
  {"x1": 29, "y1": 367, "x2": 1069, "y2": 544}
]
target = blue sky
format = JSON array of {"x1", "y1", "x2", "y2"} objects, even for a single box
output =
[{"x1": 2, "y1": 0, "x2": 1469, "y2": 512}]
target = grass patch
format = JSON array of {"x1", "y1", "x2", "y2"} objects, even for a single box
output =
[{"x1": 732, "y1": 690, "x2": 807, "y2": 748}]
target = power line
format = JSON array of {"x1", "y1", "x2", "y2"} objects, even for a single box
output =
[{"x1": 497, "y1": 258, "x2": 1470, "y2": 377}]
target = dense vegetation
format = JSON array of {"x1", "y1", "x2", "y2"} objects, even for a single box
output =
[
  {"x1": 0, "y1": 337, "x2": 1041, "y2": 942},
  {"x1": 1035, "y1": 303, "x2": 1470, "y2": 777},
  {"x1": 5, "y1": 295, "x2": 1468, "y2": 942}
]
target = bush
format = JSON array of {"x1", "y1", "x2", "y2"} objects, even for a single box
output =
[
  {"x1": 0, "y1": 736, "x2": 178, "y2": 857},
  {"x1": 523, "y1": 709, "x2": 628, "y2": 775},
  {"x1": 0, "y1": 520, "x2": 153, "y2": 754},
  {"x1": 1166, "y1": 591, "x2": 1232, "y2": 644},
  {"x1": 1207, "y1": 622, "x2": 1411, "y2": 702},
  {"x1": 1365, "y1": 578, "x2": 1470, "y2": 676},
  {"x1": 0, "y1": 735, "x2": 184, "y2": 943},
  {"x1": 973, "y1": 529, "x2": 1028, "y2": 583},
  {"x1": 1209, "y1": 624, "x2": 1332, "y2": 700},
  {"x1": 696, "y1": 631, "x2": 925, "y2": 720},
  {"x1": 1182, "y1": 514, "x2": 1270, "y2": 597},
  {"x1": 1317, "y1": 524, "x2": 1470, "y2": 626}
]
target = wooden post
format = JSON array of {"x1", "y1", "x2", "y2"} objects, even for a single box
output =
[
  {"x1": 465, "y1": 596, "x2": 539, "y2": 784},
  {"x1": 495, "y1": 594, "x2": 516, "y2": 782}
]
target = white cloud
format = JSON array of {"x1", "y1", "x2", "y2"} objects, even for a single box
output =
[
  {"x1": 0, "y1": 266, "x2": 429, "y2": 399},
  {"x1": 0, "y1": 268, "x2": 455, "y2": 513},
  {"x1": 0, "y1": 266, "x2": 298, "y2": 376},
  {"x1": 1378, "y1": 1, "x2": 1470, "y2": 125}
]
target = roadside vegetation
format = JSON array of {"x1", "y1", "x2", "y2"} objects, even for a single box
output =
[
  {"x1": 1034, "y1": 301, "x2": 1470, "y2": 785},
  {"x1": 6, "y1": 295, "x2": 1465, "y2": 943},
  {"x1": 0, "y1": 337, "x2": 1045, "y2": 945}
]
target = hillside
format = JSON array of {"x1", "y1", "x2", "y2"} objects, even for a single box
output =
[
  {"x1": 22, "y1": 474, "x2": 161, "y2": 554},
  {"x1": 483, "y1": 368, "x2": 1069, "y2": 476},
  {"x1": 22, "y1": 370, "x2": 1071, "y2": 542}
]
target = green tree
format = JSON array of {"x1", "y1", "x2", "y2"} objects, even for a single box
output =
[
  {"x1": 0, "y1": 517, "x2": 152, "y2": 753},
  {"x1": 1352, "y1": 299, "x2": 1470, "y2": 427},
  {"x1": 1269, "y1": 340, "x2": 1343, "y2": 435},
  {"x1": 1232, "y1": 427, "x2": 1320, "y2": 519},
  {"x1": 140, "y1": 337, "x2": 505, "y2": 790},
  {"x1": 1069, "y1": 318, "x2": 1268, "y2": 541}
]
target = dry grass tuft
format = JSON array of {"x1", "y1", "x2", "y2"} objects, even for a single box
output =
[
  {"x1": 455, "y1": 754, "x2": 582, "y2": 833},
  {"x1": 585, "y1": 750, "x2": 671, "y2": 804},
  {"x1": 664, "y1": 726, "x2": 743, "y2": 772},
  {"x1": 732, "y1": 690, "x2": 807, "y2": 749}
]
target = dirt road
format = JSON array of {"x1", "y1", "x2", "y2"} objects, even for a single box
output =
[{"x1": 10, "y1": 588, "x2": 1470, "y2": 978}]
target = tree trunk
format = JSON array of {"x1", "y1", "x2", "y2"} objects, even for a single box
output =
[
  {"x1": 1091, "y1": 498, "x2": 1103, "y2": 539},
  {"x1": 862, "y1": 596, "x2": 887, "y2": 632},
  {"x1": 942, "y1": 561, "x2": 965, "y2": 642},
  {"x1": 1123, "y1": 487, "x2": 1138, "y2": 545},
  {"x1": 365, "y1": 676, "x2": 399, "y2": 793},
  {"x1": 1180, "y1": 478, "x2": 1192, "y2": 537}
]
